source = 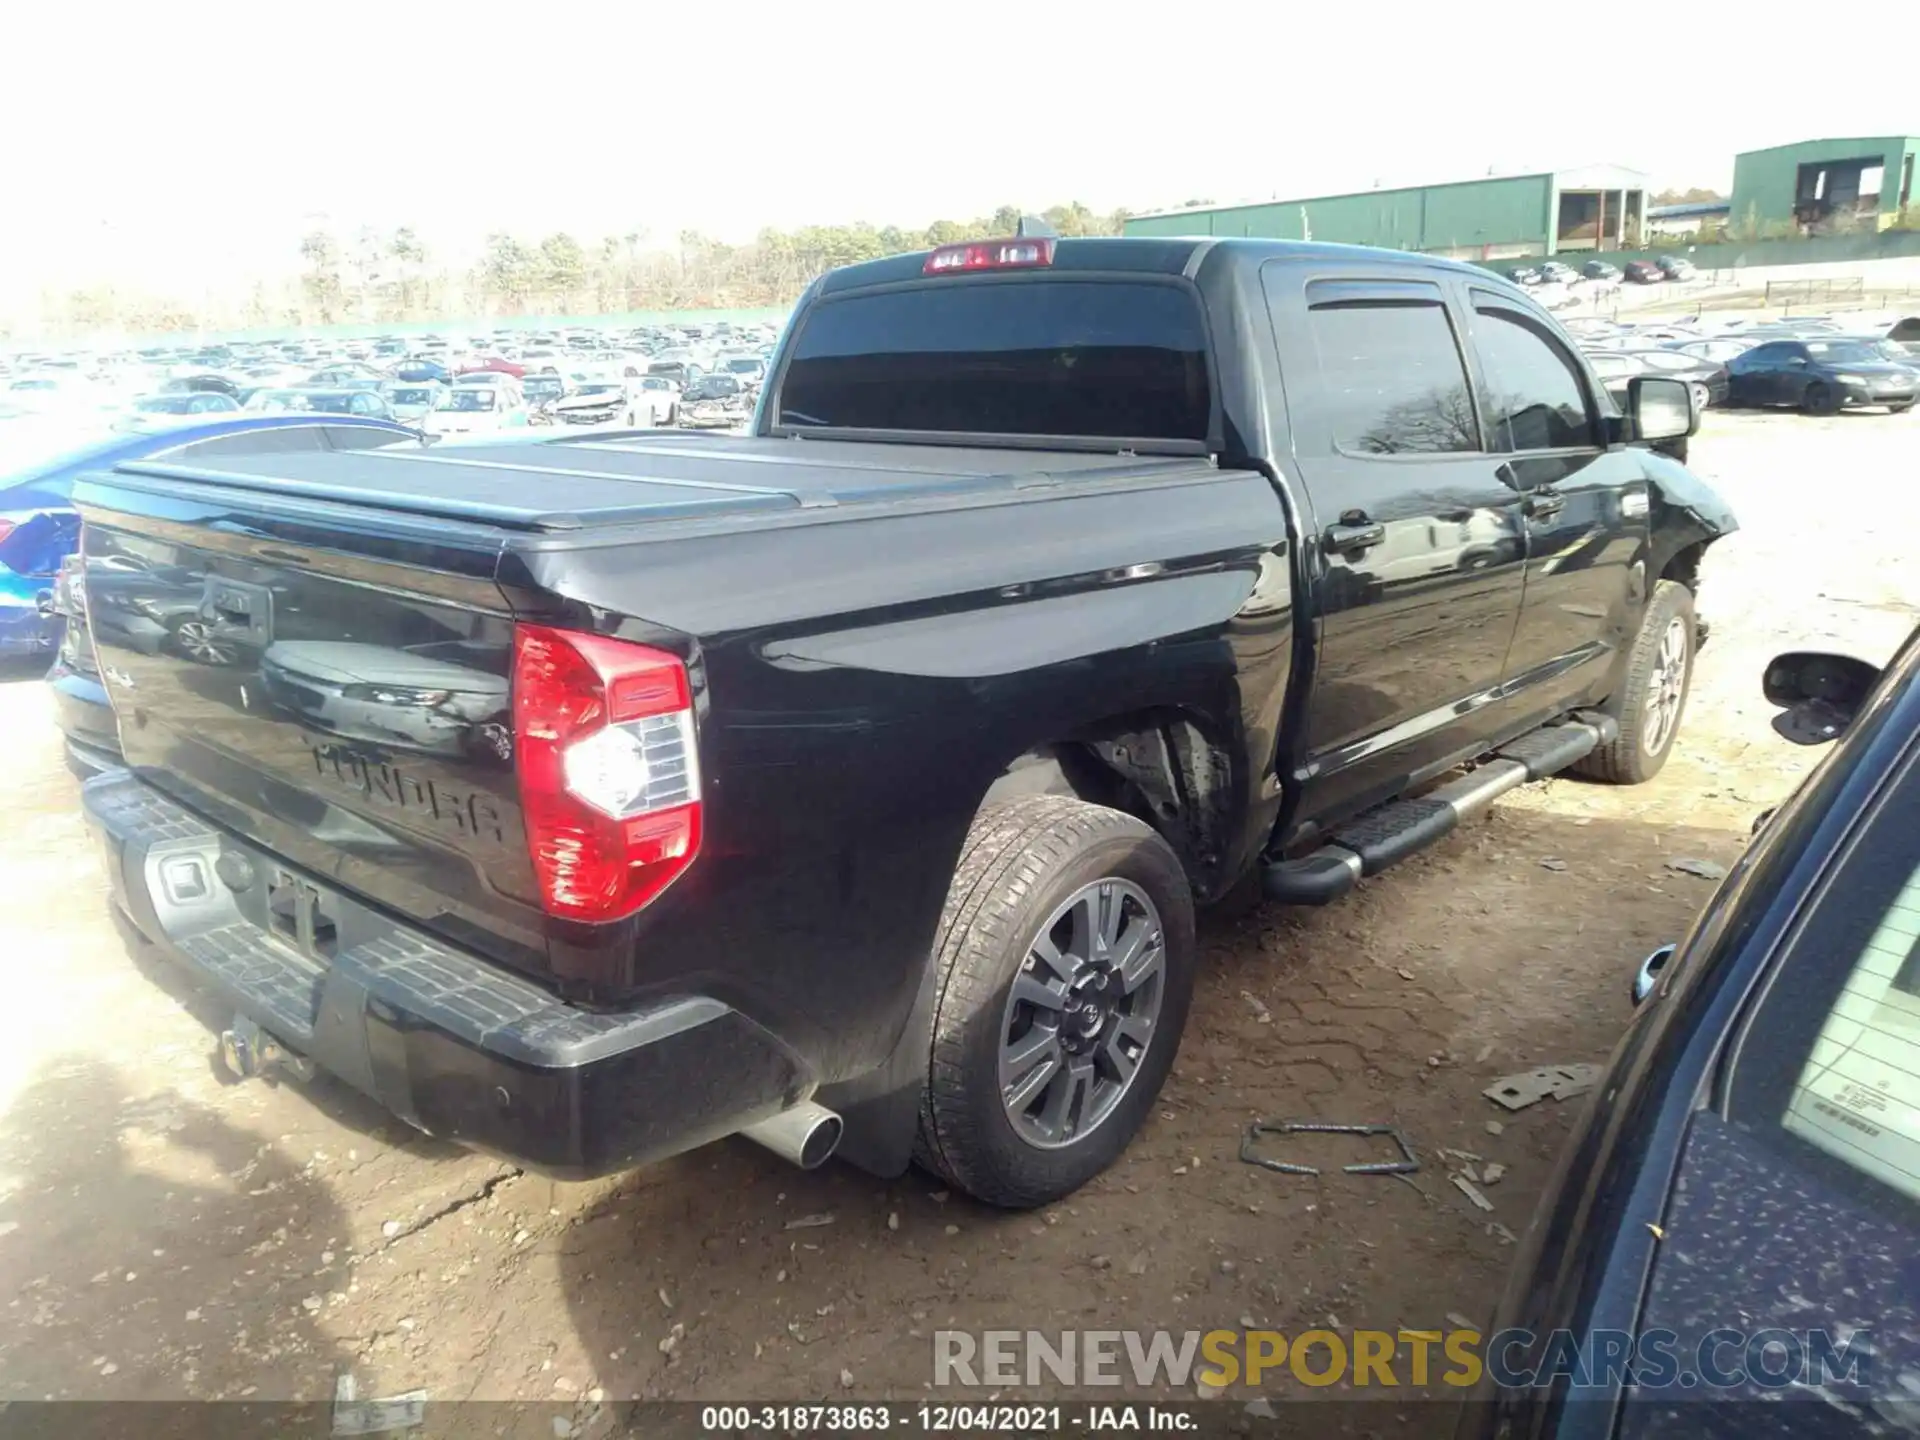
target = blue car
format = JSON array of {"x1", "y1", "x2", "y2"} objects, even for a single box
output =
[
  {"x1": 1465, "y1": 625, "x2": 1920, "y2": 1436},
  {"x1": 3, "y1": 413, "x2": 422, "y2": 774}
]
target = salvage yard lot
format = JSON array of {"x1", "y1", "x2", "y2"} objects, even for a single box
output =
[{"x1": 0, "y1": 408, "x2": 1913, "y2": 1422}]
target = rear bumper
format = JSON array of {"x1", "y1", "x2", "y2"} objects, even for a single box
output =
[{"x1": 82, "y1": 772, "x2": 807, "y2": 1177}]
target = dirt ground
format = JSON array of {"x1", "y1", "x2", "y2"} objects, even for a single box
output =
[{"x1": 0, "y1": 408, "x2": 1914, "y2": 1426}]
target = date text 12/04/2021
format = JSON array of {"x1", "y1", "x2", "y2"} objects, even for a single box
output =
[{"x1": 699, "y1": 1406, "x2": 1194, "y2": 1432}]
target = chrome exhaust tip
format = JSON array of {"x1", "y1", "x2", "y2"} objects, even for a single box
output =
[{"x1": 740, "y1": 1100, "x2": 843, "y2": 1170}]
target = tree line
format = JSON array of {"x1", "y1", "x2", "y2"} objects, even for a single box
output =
[{"x1": 13, "y1": 203, "x2": 1132, "y2": 340}]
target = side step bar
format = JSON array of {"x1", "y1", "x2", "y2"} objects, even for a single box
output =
[{"x1": 1262, "y1": 716, "x2": 1617, "y2": 906}]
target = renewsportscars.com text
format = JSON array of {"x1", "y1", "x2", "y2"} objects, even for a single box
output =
[{"x1": 933, "y1": 1327, "x2": 1873, "y2": 1392}]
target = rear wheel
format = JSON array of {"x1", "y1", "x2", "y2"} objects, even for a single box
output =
[
  {"x1": 1572, "y1": 579, "x2": 1695, "y2": 785},
  {"x1": 1889, "y1": 401, "x2": 1914, "y2": 415},
  {"x1": 1802, "y1": 381, "x2": 1840, "y2": 415},
  {"x1": 915, "y1": 796, "x2": 1195, "y2": 1208}
]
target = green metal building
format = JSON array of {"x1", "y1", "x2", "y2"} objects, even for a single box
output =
[
  {"x1": 1728, "y1": 138, "x2": 1920, "y2": 235},
  {"x1": 1122, "y1": 165, "x2": 1651, "y2": 260}
]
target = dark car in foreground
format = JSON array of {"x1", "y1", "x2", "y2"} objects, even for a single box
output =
[
  {"x1": 29, "y1": 415, "x2": 421, "y2": 774},
  {"x1": 1725, "y1": 338, "x2": 1918, "y2": 414},
  {"x1": 72, "y1": 235, "x2": 1726, "y2": 1207},
  {"x1": 1464, "y1": 625, "x2": 1920, "y2": 1437}
]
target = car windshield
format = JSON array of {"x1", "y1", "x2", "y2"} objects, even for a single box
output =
[
  {"x1": 522, "y1": 377, "x2": 563, "y2": 399},
  {"x1": 133, "y1": 395, "x2": 197, "y2": 413},
  {"x1": 575, "y1": 384, "x2": 620, "y2": 397},
  {"x1": 388, "y1": 388, "x2": 435, "y2": 405},
  {"x1": 724, "y1": 358, "x2": 761, "y2": 373},
  {"x1": 1806, "y1": 341, "x2": 1884, "y2": 364},
  {"x1": 686, "y1": 377, "x2": 740, "y2": 400},
  {"x1": 438, "y1": 390, "x2": 498, "y2": 411},
  {"x1": 778, "y1": 278, "x2": 1212, "y2": 441}
]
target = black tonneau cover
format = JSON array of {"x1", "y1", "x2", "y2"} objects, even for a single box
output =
[{"x1": 101, "y1": 432, "x2": 1214, "y2": 534}]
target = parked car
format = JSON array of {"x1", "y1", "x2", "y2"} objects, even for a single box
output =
[
  {"x1": 1671, "y1": 337, "x2": 1755, "y2": 366},
  {"x1": 129, "y1": 392, "x2": 242, "y2": 417},
  {"x1": 1624, "y1": 260, "x2": 1665, "y2": 283},
  {"x1": 420, "y1": 380, "x2": 530, "y2": 437},
  {"x1": 1507, "y1": 265, "x2": 1543, "y2": 286},
  {"x1": 519, "y1": 373, "x2": 572, "y2": 414},
  {"x1": 1860, "y1": 313, "x2": 1920, "y2": 357},
  {"x1": 714, "y1": 353, "x2": 769, "y2": 388},
  {"x1": 1655, "y1": 254, "x2": 1697, "y2": 281},
  {"x1": 381, "y1": 381, "x2": 446, "y2": 425},
  {"x1": 635, "y1": 375, "x2": 681, "y2": 425},
  {"x1": 646, "y1": 358, "x2": 702, "y2": 386},
  {"x1": 676, "y1": 373, "x2": 752, "y2": 429},
  {"x1": 456, "y1": 354, "x2": 528, "y2": 379},
  {"x1": 73, "y1": 235, "x2": 1726, "y2": 1207},
  {"x1": 393, "y1": 357, "x2": 454, "y2": 384},
  {"x1": 1616, "y1": 349, "x2": 1729, "y2": 410},
  {"x1": 306, "y1": 363, "x2": 387, "y2": 387},
  {"x1": 1465, "y1": 626, "x2": 1920, "y2": 1438},
  {"x1": 245, "y1": 386, "x2": 399, "y2": 420},
  {"x1": 1725, "y1": 338, "x2": 1918, "y2": 414},
  {"x1": 1581, "y1": 259, "x2": 1622, "y2": 282},
  {"x1": 32, "y1": 416, "x2": 424, "y2": 774},
  {"x1": 1538, "y1": 261, "x2": 1579, "y2": 286}
]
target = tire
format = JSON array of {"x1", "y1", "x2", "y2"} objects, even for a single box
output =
[
  {"x1": 1802, "y1": 381, "x2": 1840, "y2": 415},
  {"x1": 915, "y1": 795, "x2": 1196, "y2": 1208},
  {"x1": 1572, "y1": 579, "x2": 1695, "y2": 785},
  {"x1": 1889, "y1": 401, "x2": 1914, "y2": 415}
]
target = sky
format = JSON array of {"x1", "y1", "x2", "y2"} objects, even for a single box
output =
[{"x1": 5, "y1": 1, "x2": 1917, "y2": 298}]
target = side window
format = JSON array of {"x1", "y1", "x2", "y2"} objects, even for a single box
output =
[
  {"x1": 1732, "y1": 754, "x2": 1920, "y2": 1217},
  {"x1": 1302, "y1": 285, "x2": 1479, "y2": 455},
  {"x1": 1471, "y1": 302, "x2": 1598, "y2": 452}
]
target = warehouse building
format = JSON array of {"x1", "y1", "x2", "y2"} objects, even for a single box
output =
[
  {"x1": 1123, "y1": 165, "x2": 1651, "y2": 260},
  {"x1": 1728, "y1": 137, "x2": 1920, "y2": 235}
]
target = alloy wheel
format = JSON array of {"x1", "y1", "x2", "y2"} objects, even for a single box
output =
[{"x1": 998, "y1": 878, "x2": 1165, "y2": 1150}]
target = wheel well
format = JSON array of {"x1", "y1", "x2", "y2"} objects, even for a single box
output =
[
  {"x1": 1661, "y1": 540, "x2": 1706, "y2": 594},
  {"x1": 979, "y1": 712, "x2": 1237, "y2": 899}
]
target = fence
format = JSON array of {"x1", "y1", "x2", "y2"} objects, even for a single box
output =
[{"x1": 1764, "y1": 276, "x2": 1867, "y2": 312}]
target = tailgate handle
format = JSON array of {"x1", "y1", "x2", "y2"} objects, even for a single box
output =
[
  {"x1": 1324, "y1": 514, "x2": 1385, "y2": 553},
  {"x1": 257, "y1": 548, "x2": 311, "y2": 565}
]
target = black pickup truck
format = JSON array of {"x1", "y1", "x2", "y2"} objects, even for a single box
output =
[{"x1": 73, "y1": 236, "x2": 1735, "y2": 1207}]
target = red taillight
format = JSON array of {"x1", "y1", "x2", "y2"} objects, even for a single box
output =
[
  {"x1": 922, "y1": 237, "x2": 1056, "y2": 274},
  {"x1": 511, "y1": 623, "x2": 702, "y2": 923}
]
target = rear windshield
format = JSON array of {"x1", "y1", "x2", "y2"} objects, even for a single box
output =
[{"x1": 776, "y1": 279, "x2": 1212, "y2": 442}]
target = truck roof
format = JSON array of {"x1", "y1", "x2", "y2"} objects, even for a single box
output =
[
  {"x1": 813, "y1": 235, "x2": 1496, "y2": 295},
  {"x1": 99, "y1": 432, "x2": 1217, "y2": 535}
]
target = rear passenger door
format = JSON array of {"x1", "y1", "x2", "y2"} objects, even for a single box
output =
[
  {"x1": 1262, "y1": 265, "x2": 1529, "y2": 825},
  {"x1": 1464, "y1": 289, "x2": 1648, "y2": 731}
]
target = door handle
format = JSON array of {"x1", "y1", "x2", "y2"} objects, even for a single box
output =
[
  {"x1": 1524, "y1": 489, "x2": 1565, "y2": 519},
  {"x1": 1324, "y1": 519, "x2": 1385, "y2": 553}
]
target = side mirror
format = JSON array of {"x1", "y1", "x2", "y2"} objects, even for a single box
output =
[
  {"x1": 1628, "y1": 375, "x2": 1696, "y2": 442},
  {"x1": 1763, "y1": 650, "x2": 1881, "y2": 745}
]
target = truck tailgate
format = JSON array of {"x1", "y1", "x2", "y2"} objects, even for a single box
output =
[{"x1": 74, "y1": 468, "x2": 562, "y2": 977}]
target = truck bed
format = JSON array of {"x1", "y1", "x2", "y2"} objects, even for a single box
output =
[{"x1": 107, "y1": 432, "x2": 1220, "y2": 535}]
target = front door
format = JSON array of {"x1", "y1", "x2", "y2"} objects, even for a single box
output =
[
  {"x1": 1262, "y1": 263, "x2": 1529, "y2": 827},
  {"x1": 1463, "y1": 289, "x2": 1648, "y2": 730}
]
